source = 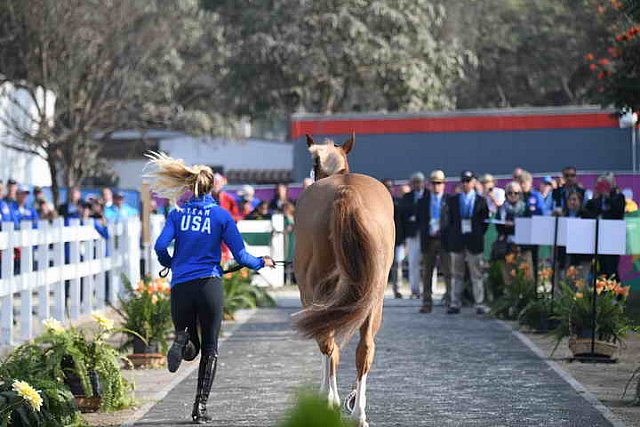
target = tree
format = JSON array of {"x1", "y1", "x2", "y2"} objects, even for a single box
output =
[
  {"x1": 445, "y1": 0, "x2": 615, "y2": 108},
  {"x1": 0, "y1": 0, "x2": 227, "y2": 204},
  {"x1": 205, "y1": 0, "x2": 470, "y2": 117},
  {"x1": 585, "y1": 0, "x2": 640, "y2": 111}
]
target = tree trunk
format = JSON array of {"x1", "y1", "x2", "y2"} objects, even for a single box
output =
[{"x1": 46, "y1": 149, "x2": 60, "y2": 208}]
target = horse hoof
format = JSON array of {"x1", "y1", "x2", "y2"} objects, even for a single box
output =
[{"x1": 343, "y1": 390, "x2": 356, "y2": 414}]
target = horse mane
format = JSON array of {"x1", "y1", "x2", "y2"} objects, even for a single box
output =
[{"x1": 308, "y1": 141, "x2": 347, "y2": 176}]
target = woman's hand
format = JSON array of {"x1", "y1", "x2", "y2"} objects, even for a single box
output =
[{"x1": 262, "y1": 256, "x2": 276, "y2": 268}]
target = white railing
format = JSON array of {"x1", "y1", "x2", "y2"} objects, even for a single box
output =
[
  {"x1": 0, "y1": 217, "x2": 141, "y2": 346},
  {"x1": 147, "y1": 213, "x2": 286, "y2": 287}
]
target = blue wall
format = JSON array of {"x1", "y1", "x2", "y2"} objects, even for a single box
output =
[{"x1": 293, "y1": 127, "x2": 632, "y2": 181}]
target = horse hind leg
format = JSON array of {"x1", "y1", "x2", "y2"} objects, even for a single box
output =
[
  {"x1": 318, "y1": 335, "x2": 341, "y2": 408},
  {"x1": 346, "y1": 310, "x2": 380, "y2": 427}
]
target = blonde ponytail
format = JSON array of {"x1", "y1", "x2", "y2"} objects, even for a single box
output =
[{"x1": 143, "y1": 152, "x2": 214, "y2": 202}]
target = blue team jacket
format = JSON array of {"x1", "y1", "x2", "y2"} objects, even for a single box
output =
[{"x1": 154, "y1": 195, "x2": 265, "y2": 287}]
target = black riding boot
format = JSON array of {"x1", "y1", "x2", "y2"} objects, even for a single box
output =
[{"x1": 191, "y1": 353, "x2": 217, "y2": 424}]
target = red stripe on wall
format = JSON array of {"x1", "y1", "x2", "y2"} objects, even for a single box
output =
[{"x1": 290, "y1": 113, "x2": 618, "y2": 139}]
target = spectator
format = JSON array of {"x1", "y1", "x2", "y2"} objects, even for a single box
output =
[
  {"x1": 237, "y1": 184, "x2": 261, "y2": 211},
  {"x1": 383, "y1": 178, "x2": 404, "y2": 299},
  {"x1": 211, "y1": 173, "x2": 241, "y2": 221},
  {"x1": 518, "y1": 171, "x2": 546, "y2": 216},
  {"x1": 584, "y1": 173, "x2": 625, "y2": 279},
  {"x1": 479, "y1": 174, "x2": 505, "y2": 217},
  {"x1": 102, "y1": 188, "x2": 114, "y2": 209},
  {"x1": 269, "y1": 182, "x2": 293, "y2": 213},
  {"x1": 420, "y1": 170, "x2": 450, "y2": 313},
  {"x1": 398, "y1": 171, "x2": 428, "y2": 299},
  {"x1": 512, "y1": 167, "x2": 524, "y2": 181},
  {"x1": 0, "y1": 190, "x2": 11, "y2": 223},
  {"x1": 246, "y1": 201, "x2": 272, "y2": 220},
  {"x1": 399, "y1": 183, "x2": 411, "y2": 195},
  {"x1": 445, "y1": 170, "x2": 489, "y2": 315},
  {"x1": 552, "y1": 166, "x2": 585, "y2": 210},
  {"x1": 11, "y1": 185, "x2": 39, "y2": 229},
  {"x1": 622, "y1": 188, "x2": 638, "y2": 213},
  {"x1": 58, "y1": 186, "x2": 83, "y2": 222},
  {"x1": 539, "y1": 175, "x2": 555, "y2": 213},
  {"x1": 110, "y1": 192, "x2": 137, "y2": 222},
  {"x1": 495, "y1": 182, "x2": 533, "y2": 282},
  {"x1": 282, "y1": 201, "x2": 296, "y2": 283},
  {"x1": 36, "y1": 199, "x2": 58, "y2": 221},
  {"x1": 4, "y1": 179, "x2": 18, "y2": 206},
  {"x1": 556, "y1": 191, "x2": 591, "y2": 283}
]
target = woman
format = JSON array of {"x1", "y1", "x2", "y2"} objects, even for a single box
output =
[
  {"x1": 557, "y1": 191, "x2": 591, "y2": 282},
  {"x1": 495, "y1": 181, "x2": 533, "y2": 282},
  {"x1": 146, "y1": 153, "x2": 274, "y2": 424}
]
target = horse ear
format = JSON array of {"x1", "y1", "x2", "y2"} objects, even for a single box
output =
[
  {"x1": 342, "y1": 132, "x2": 355, "y2": 154},
  {"x1": 305, "y1": 134, "x2": 315, "y2": 147}
]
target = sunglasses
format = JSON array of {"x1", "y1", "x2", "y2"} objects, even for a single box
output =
[
  {"x1": 564, "y1": 173, "x2": 576, "y2": 178},
  {"x1": 507, "y1": 191, "x2": 521, "y2": 196},
  {"x1": 431, "y1": 181, "x2": 444, "y2": 185}
]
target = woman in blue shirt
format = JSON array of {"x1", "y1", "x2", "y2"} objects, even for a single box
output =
[{"x1": 147, "y1": 153, "x2": 274, "y2": 424}]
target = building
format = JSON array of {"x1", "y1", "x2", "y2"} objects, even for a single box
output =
[{"x1": 290, "y1": 106, "x2": 634, "y2": 182}]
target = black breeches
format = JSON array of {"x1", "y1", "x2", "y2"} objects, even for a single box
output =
[{"x1": 171, "y1": 277, "x2": 224, "y2": 357}]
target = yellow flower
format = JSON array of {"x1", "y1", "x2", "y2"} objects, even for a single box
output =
[
  {"x1": 575, "y1": 279, "x2": 585, "y2": 290},
  {"x1": 505, "y1": 253, "x2": 516, "y2": 265},
  {"x1": 42, "y1": 318, "x2": 65, "y2": 334},
  {"x1": 92, "y1": 313, "x2": 114, "y2": 331},
  {"x1": 12, "y1": 380, "x2": 42, "y2": 412},
  {"x1": 151, "y1": 294, "x2": 158, "y2": 304},
  {"x1": 575, "y1": 292, "x2": 584, "y2": 299}
]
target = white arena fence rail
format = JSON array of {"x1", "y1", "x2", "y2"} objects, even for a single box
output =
[
  {"x1": 0, "y1": 217, "x2": 141, "y2": 347},
  {"x1": 147, "y1": 213, "x2": 286, "y2": 288}
]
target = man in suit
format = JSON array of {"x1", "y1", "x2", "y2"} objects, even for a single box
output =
[
  {"x1": 398, "y1": 172, "x2": 428, "y2": 299},
  {"x1": 419, "y1": 170, "x2": 449, "y2": 313},
  {"x1": 446, "y1": 170, "x2": 489, "y2": 315}
]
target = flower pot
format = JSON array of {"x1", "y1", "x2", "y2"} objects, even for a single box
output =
[
  {"x1": 126, "y1": 352, "x2": 166, "y2": 369},
  {"x1": 568, "y1": 336, "x2": 618, "y2": 358},
  {"x1": 74, "y1": 396, "x2": 102, "y2": 413},
  {"x1": 132, "y1": 336, "x2": 160, "y2": 354}
]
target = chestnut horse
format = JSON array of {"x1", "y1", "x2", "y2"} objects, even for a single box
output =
[{"x1": 292, "y1": 134, "x2": 395, "y2": 427}]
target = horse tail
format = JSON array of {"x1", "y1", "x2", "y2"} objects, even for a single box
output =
[{"x1": 293, "y1": 184, "x2": 380, "y2": 343}]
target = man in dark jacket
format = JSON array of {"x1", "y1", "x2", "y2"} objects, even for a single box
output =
[
  {"x1": 445, "y1": 170, "x2": 489, "y2": 314},
  {"x1": 552, "y1": 166, "x2": 586, "y2": 210},
  {"x1": 419, "y1": 170, "x2": 450, "y2": 313},
  {"x1": 398, "y1": 172, "x2": 429, "y2": 299},
  {"x1": 584, "y1": 173, "x2": 626, "y2": 279}
]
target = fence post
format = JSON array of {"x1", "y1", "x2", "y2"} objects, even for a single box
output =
[
  {"x1": 81, "y1": 238, "x2": 94, "y2": 315},
  {"x1": 149, "y1": 214, "x2": 164, "y2": 278},
  {"x1": 95, "y1": 235, "x2": 106, "y2": 310},
  {"x1": 1, "y1": 222, "x2": 15, "y2": 346},
  {"x1": 68, "y1": 219, "x2": 81, "y2": 320},
  {"x1": 123, "y1": 218, "x2": 141, "y2": 288},
  {"x1": 108, "y1": 222, "x2": 120, "y2": 304},
  {"x1": 37, "y1": 220, "x2": 50, "y2": 327},
  {"x1": 19, "y1": 221, "x2": 34, "y2": 341},
  {"x1": 51, "y1": 218, "x2": 66, "y2": 322}
]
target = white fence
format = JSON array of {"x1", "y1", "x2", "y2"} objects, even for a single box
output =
[
  {"x1": 0, "y1": 218, "x2": 141, "y2": 346},
  {"x1": 147, "y1": 214, "x2": 286, "y2": 287}
]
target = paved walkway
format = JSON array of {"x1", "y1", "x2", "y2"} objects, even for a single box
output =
[{"x1": 133, "y1": 297, "x2": 612, "y2": 426}]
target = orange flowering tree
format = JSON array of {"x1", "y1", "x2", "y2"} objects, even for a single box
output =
[
  {"x1": 551, "y1": 274, "x2": 632, "y2": 350},
  {"x1": 585, "y1": 0, "x2": 640, "y2": 111},
  {"x1": 118, "y1": 274, "x2": 172, "y2": 353}
]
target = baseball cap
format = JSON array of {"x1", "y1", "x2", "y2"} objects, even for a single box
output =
[
  {"x1": 460, "y1": 170, "x2": 475, "y2": 182},
  {"x1": 17, "y1": 184, "x2": 30, "y2": 194},
  {"x1": 543, "y1": 175, "x2": 553, "y2": 184},
  {"x1": 7, "y1": 179, "x2": 17, "y2": 185},
  {"x1": 430, "y1": 170, "x2": 445, "y2": 183}
]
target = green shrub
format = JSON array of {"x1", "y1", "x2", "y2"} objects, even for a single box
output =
[{"x1": 278, "y1": 391, "x2": 355, "y2": 427}]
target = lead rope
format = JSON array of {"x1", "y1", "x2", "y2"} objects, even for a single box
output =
[{"x1": 158, "y1": 260, "x2": 290, "y2": 278}]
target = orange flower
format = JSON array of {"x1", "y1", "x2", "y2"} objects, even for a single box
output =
[
  {"x1": 566, "y1": 266, "x2": 578, "y2": 279},
  {"x1": 505, "y1": 253, "x2": 516, "y2": 265},
  {"x1": 575, "y1": 279, "x2": 586, "y2": 290},
  {"x1": 539, "y1": 267, "x2": 553, "y2": 280},
  {"x1": 585, "y1": 53, "x2": 595, "y2": 61},
  {"x1": 598, "y1": 58, "x2": 610, "y2": 65},
  {"x1": 510, "y1": 269, "x2": 516, "y2": 278},
  {"x1": 576, "y1": 292, "x2": 584, "y2": 299}
]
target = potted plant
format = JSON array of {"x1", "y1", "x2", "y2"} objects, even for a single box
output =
[
  {"x1": 550, "y1": 276, "x2": 631, "y2": 358},
  {"x1": 490, "y1": 252, "x2": 537, "y2": 320},
  {"x1": 119, "y1": 275, "x2": 172, "y2": 368},
  {"x1": 36, "y1": 316, "x2": 134, "y2": 412},
  {"x1": 518, "y1": 266, "x2": 559, "y2": 332}
]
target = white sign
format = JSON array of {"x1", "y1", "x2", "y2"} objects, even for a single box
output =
[
  {"x1": 565, "y1": 218, "x2": 626, "y2": 255},
  {"x1": 514, "y1": 218, "x2": 532, "y2": 245},
  {"x1": 530, "y1": 216, "x2": 557, "y2": 246}
]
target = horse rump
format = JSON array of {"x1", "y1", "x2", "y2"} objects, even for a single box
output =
[{"x1": 293, "y1": 185, "x2": 380, "y2": 344}]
